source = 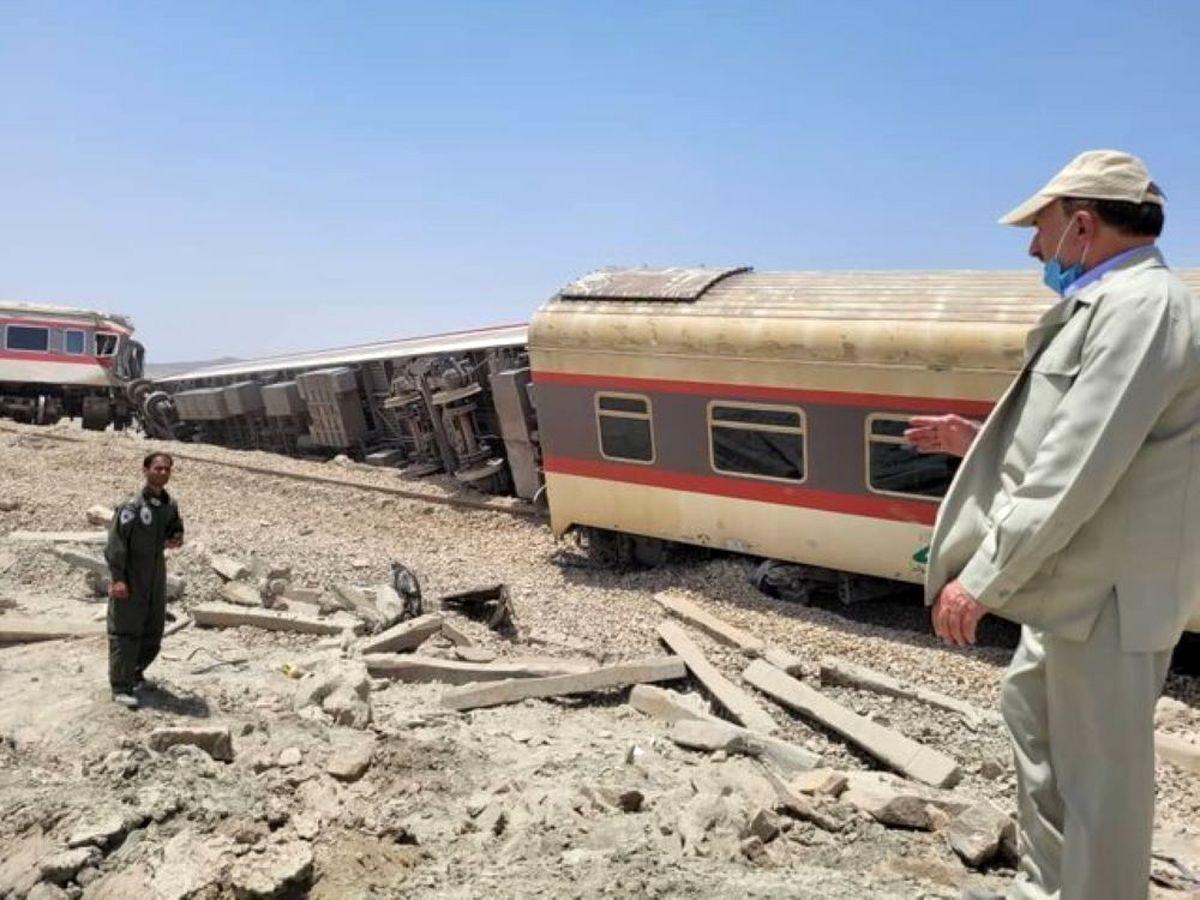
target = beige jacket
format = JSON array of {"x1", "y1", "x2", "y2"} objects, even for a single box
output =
[{"x1": 925, "y1": 249, "x2": 1200, "y2": 652}]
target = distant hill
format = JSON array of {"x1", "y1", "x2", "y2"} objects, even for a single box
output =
[{"x1": 145, "y1": 356, "x2": 242, "y2": 379}]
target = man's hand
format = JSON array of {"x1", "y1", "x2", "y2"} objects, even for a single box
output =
[
  {"x1": 904, "y1": 414, "x2": 981, "y2": 458},
  {"x1": 110, "y1": 580, "x2": 130, "y2": 601},
  {"x1": 932, "y1": 579, "x2": 989, "y2": 646},
  {"x1": 165, "y1": 536, "x2": 183, "y2": 550}
]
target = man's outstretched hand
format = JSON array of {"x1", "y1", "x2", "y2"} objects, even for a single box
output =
[
  {"x1": 932, "y1": 579, "x2": 989, "y2": 646},
  {"x1": 905, "y1": 414, "x2": 980, "y2": 458},
  {"x1": 109, "y1": 580, "x2": 129, "y2": 601}
]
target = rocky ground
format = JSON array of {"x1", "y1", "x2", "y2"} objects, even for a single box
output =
[{"x1": 0, "y1": 421, "x2": 1197, "y2": 899}]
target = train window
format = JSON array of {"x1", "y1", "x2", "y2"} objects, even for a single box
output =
[
  {"x1": 708, "y1": 401, "x2": 806, "y2": 482},
  {"x1": 64, "y1": 330, "x2": 86, "y2": 355},
  {"x1": 5, "y1": 326, "x2": 50, "y2": 352},
  {"x1": 595, "y1": 392, "x2": 654, "y2": 463},
  {"x1": 95, "y1": 333, "x2": 118, "y2": 356},
  {"x1": 866, "y1": 414, "x2": 960, "y2": 499}
]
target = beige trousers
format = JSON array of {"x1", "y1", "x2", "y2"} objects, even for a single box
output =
[{"x1": 1001, "y1": 596, "x2": 1172, "y2": 900}]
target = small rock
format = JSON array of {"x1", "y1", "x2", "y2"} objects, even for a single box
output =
[
  {"x1": 979, "y1": 755, "x2": 1007, "y2": 780},
  {"x1": 75, "y1": 867, "x2": 100, "y2": 887},
  {"x1": 220, "y1": 581, "x2": 262, "y2": 607},
  {"x1": 147, "y1": 726, "x2": 234, "y2": 762},
  {"x1": 350, "y1": 557, "x2": 369, "y2": 569},
  {"x1": 454, "y1": 646, "x2": 497, "y2": 664},
  {"x1": 616, "y1": 790, "x2": 644, "y2": 813},
  {"x1": 743, "y1": 807, "x2": 781, "y2": 844},
  {"x1": 326, "y1": 739, "x2": 374, "y2": 782},
  {"x1": 0, "y1": 499, "x2": 20, "y2": 512},
  {"x1": 85, "y1": 504, "x2": 113, "y2": 526},
  {"x1": 27, "y1": 885, "x2": 70, "y2": 900},
  {"x1": 739, "y1": 835, "x2": 766, "y2": 861},
  {"x1": 67, "y1": 810, "x2": 129, "y2": 849},
  {"x1": 278, "y1": 747, "x2": 302, "y2": 768},
  {"x1": 39, "y1": 847, "x2": 101, "y2": 885},
  {"x1": 474, "y1": 803, "x2": 507, "y2": 837},
  {"x1": 840, "y1": 772, "x2": 970, "y2": 830},
  {"x1": 228, "y1": 840, "x2": 314, "y2": 898},
  {"x1": 947, "y1": 801, "x2": 1016, "y2": 868}
]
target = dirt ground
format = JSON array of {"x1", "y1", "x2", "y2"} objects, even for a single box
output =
[{"x1": 1, "y1": 421, "x2": 1198, "y2": 899}]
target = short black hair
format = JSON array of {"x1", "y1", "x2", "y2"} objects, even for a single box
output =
[
  {"x1": 1062, "y1": 193, "x2": 1165, "y2": 238},
  {"x1": 143, "y1": 451, "x2": 174, "y2": 469}
]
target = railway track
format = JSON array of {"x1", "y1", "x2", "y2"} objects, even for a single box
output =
[{"x1": 0, "y1": 424, "x2": 545, "y2": 522}]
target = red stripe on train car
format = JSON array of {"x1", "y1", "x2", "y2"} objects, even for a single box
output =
[
  {"x1": 531, "y1": 370, "x2": 995, "y2": 416},
  {"x1": 543, "y1": 454, "x2": 939, "y2": 526}
]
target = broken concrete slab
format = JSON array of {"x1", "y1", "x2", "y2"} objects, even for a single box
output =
[
  {"x1": 840, "y1": 771, "x2": 972, "y2": 830},
  {"x1": 454, "y1": 645, "x2": 496, "y2": 663},
  {"x1": 744, "y1": 660, "x2": 961, "y2": 788},
  {"x1": 228, "y1": 840, "x2": 313, "y2": 899},
  {"x1": 818, "y1": 656, "x2": 996, "y2": 730},
  {"x1": 653, "y1": 591, "x2": 764, "y2": 657},
  {"x1": 791, "y1": 767, "x2": 849, "y2": 798},
  {"x1": 947, "y1": 801, "x2": 1016, "y2": 867},
  {"x1": 439, "y1": 618, "x2": 475, "y2": 647},
  {"x1": 85, "y1": 505, "x2": 113, "y2": 526},
  {"x1": 331, "y1": 582, "x2": 387, "y2": 628},
  {"x1": 38, "y1": 846, "x2": 101, "y2": 885},
  {"x1": 670, "y1": 719, "x2": 768, "y2": 757},
  {"x1": 191, "y1": 603, "x2": 345, "y2": 636},
  {"x1": 219, "y1": 581, "x2": 262, "y2": 608},
  {"x1": 1156, "y1": 731, "x2": 1200, "y2": 775},
  {"x1": 0, "y1": 620, "x2": 104, "y2": 644},
  {"x1": 442, "y1": 656, "x2": 686, "y2": 711},
  {"x1": 67, "y1": 809, "x2": 139, "y2": 850},
  {"x1": 209, "y1": 555, "x2": 250, "y2": 582},
  {"x1": 760, "y1": 766, "x2": 844, "y2": 831},
  {"x1": 630, "y1": 686, "x2": 820, "y2": 774},
  {"x1": 293, "y1": 662, "x2": 373, "y2": 728},
  {"x1": 147, "y1": 726, "x2": 234, "y2": 762},
  {"x1": 6, "y1": 530, "x2": 107, "y2": 544},
  {"x1": 658, "y1": 620, "x2": 778, "y2": 734},
  {"x1": 372, "y1": 582, "x2": 407, "y2": 626},
  {"x1": 359, "y1": 613, "x2": 443, "y2": 654},
  {"x1": 51, "y1": 546, "x2": 108, "y2": 575},
  {"x1": 364, "y1": 654, "x2": 592, "y2": 685}
]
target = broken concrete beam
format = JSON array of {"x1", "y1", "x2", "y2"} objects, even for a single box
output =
[
  {"x1": 0, "y1": 621, "x2": 104, "y2": 644},
  {"x1": 840, "y1": 771, "x2": 972, "y2": 829},
  {"x1": 653, "y1": 591, "x2": 764, "y2": 657},
  {"x1": 85, "y1": 505, "x2": 114, "y2": 526},
  {"x1": 51, "y1": 546, "x2": 109, "y2": 575},
  {"x1": 191, "y1": 603, "x2": 345, "y2": 636},
  {"x1": 628, "y1": 684, "x2": 713, "y2": 724},
  {"x1": 791, "y1": 767, "x2": 849, "y2": 798},
  {"x1": 947, "y1": 801, "x2": 1016, "y2": 867},
  {"x1": 442, "y1": 656, "x2": 686, "y2": 711},
  {"x1": 818, "y1": 656, "x2": 995, "y2": 730},
  {"x1": 440, "y1": 618, "x2": 475, "y2": 647},
  {"x1": 670, "y1": 718, "x2": 768, "y2": 756},
  {"x1": 630, "y1": 685, "x2": 820, "y2": 773},
  {"x1": 209, "y1": 555, "x2": 250, "y2": 582},
  {"x1": 455, "y1": 646, "x2": 495, "y2": 663},
  {"x1": 147, "y1": 726, "x2": 234, "y2": 762},
  {"x1": 762, "y1": 646, "x2": 805, "y2": 676},
  {"x1": 364, "y1": 654, "x2": 592, "y2": 685},
  {"x1": 359, "y1": 613, "x2": 443, "y2": 654},
  {"x1": 658, "y1": 620, "x2": 778, "y2": 734},
  {"x1": 331, "y1": 583, "x2": 387, "y2": 628},
  {"x1": 6, "y1": 530, "x2": 107, "y2": 545},
  {"x1": 744, "y1": 659, "x2": 961, "y2": 788},
  {"x1": 220, "y1": 581, "x2": 262, "y2": 608},
  {"x1": 760, "y1": 766, "x2": 844, "y2": 831},
  {"x1": 1156, "y1": 731, "x2": 1200, "y2": 775}
]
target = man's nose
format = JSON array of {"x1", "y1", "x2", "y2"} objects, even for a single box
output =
[{"x1": 1028, "y1": 233, "x2": 1043, "y2": 261}]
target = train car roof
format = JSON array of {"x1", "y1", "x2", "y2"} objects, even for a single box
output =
[
  {"x1": 531, "y1": 266, "x2": 1200, "y2": 373},
  {"x1": 0, "y1": 300, "x2": 134, "y2": 332},
  {"x1": 157, "y1": 323, "x2": 528, "y2": 383}
]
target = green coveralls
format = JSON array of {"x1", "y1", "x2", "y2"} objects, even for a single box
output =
[{"x1": 104, "y1": 486, "x2": 184, "y2": 693}]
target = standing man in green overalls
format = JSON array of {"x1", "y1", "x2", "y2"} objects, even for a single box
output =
[{"x1": 105, "y1": 451, "x2": 184, "y2": 709}]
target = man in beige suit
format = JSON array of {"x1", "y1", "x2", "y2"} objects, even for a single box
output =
[{"x1": 911, "y1": 150, "x2": 1200, "y2": 900}]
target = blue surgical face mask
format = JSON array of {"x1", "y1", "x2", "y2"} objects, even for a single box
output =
[{"x1": 1042, "y1": 213, "x2": 1090, "y2": 296}]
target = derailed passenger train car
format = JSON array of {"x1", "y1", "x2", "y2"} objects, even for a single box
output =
[
  {"x1": 528, "y1": 266, "x2": 1200, "y2": 595},
  {"x1": 0, "y1": 300, "x2": 148, "y2": 429}
]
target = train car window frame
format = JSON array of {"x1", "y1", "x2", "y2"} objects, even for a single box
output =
[
  {"x1": 4, "y1": 325, "x2": 51, "y2": 353},
  {"x1": 706, "y1": 400, "x2": 807, "y2": 485},
  {"x1": 594, "y1": 391, "x2": 655, "y2": 465},
  {"x1": 63, "y1": 329, "x2": 86, "y2": 355},
  {"x1": 864, "y1": 413, "x2": 959, "y2": 502},
  {"x1": 95, "y1": 332, "x2": 119, "y2": 357}
]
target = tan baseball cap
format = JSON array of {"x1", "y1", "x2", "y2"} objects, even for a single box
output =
[{"x1": 999, "y1": 149, "x2": 1166, "y2": 227}]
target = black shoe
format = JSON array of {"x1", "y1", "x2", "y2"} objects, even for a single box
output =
[
  {"x1": 133, "y1": 676, "x2": 158, "y2": 693},
  {"x1": 112, "y1": 692, "x2": 139, "y2": 709}
]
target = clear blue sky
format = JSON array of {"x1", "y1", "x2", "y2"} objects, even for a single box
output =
[{"x1": 3, "y1": 1, "x2": 1198, "y2": 362}]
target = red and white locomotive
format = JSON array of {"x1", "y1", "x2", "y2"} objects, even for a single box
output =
[{"x1": 0, "y1": 300, "x2": 147, "y2": 429}]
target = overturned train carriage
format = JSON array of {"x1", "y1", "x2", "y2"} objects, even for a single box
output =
[
  {"x1": 154, "y1": 324, "x2": 538, "y2": 496},
  {"x1": 528, "y1": 265, "x2": 1200, "y2": 613}
]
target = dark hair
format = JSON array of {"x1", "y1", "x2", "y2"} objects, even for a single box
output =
[
  {"x1": 1062, "y1": 193, "x2": 1165, "y2": 237},
  {"x1": 143, "y1": 451, "x2": 174, "y2": 469}
]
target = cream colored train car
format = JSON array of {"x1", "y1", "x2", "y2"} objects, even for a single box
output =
[{"x1": 528, "y1": 266, "x2": 1200, "y2": 630}]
